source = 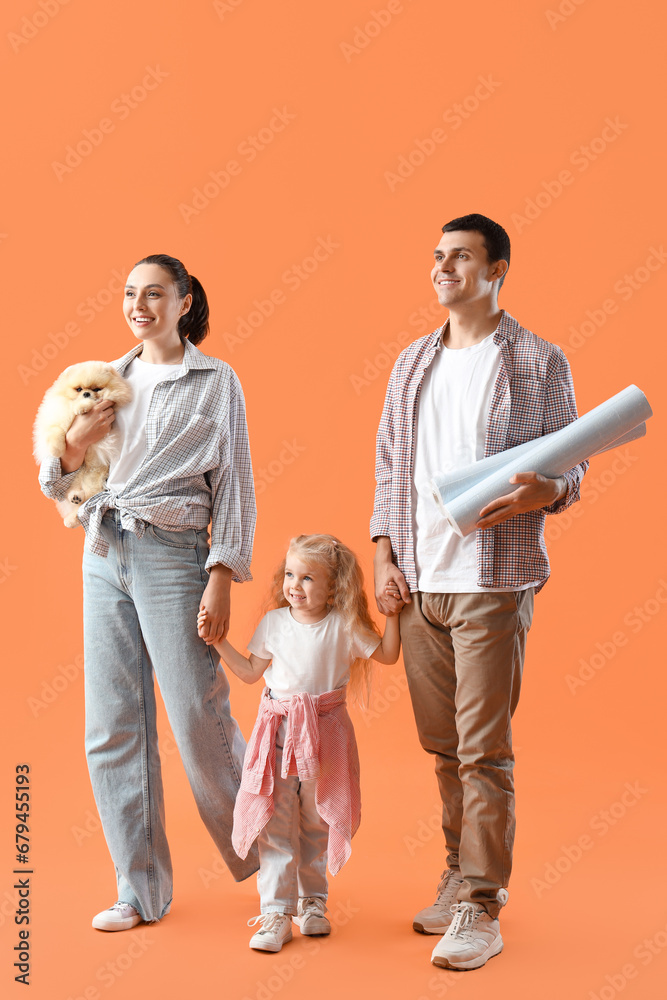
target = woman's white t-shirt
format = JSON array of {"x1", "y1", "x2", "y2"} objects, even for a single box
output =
[
  {"x1": 247, "y1": 607, "x2": 380, "y2": 698},
  {"x1": 107, "y1": 357, "x2": 184, "y2": 492}
]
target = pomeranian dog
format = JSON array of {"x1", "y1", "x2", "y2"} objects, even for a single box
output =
[{"x1": 34, "y1": 361, "x2": 132, "y2": 527}]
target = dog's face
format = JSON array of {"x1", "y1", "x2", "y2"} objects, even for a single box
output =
[{"x1": 51, "y1": 362, "x2": 132, "y2": 411}]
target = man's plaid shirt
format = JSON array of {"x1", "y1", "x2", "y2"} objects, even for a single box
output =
[
  {"x1": 39, "y1": 339, "x2": 256, "y2": 581},
  {"x1": 370, "y1": 311, "x2": 587, "y2": 592}
]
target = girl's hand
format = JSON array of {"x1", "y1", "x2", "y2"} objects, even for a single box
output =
[
  {"x1": 197, "y1": 609, "x2": 210, "y2": 640},
  {"x1": 198, "y1": 565, "x2": 233, "y2": 645}
]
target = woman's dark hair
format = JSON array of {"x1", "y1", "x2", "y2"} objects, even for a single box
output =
[{"x1": 133, "y1": 253, "x2": 210, "y2": 346}]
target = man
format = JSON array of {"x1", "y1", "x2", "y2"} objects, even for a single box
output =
[{"x1": 371, "y1": 214, "x2": 586, "y2": 970}]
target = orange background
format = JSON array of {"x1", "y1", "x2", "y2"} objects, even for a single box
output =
[{"x1": 2, "y1": 1, "x2": 666, "y2": 997}]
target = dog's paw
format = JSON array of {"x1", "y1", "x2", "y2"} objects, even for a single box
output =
[{"x1": 69, "y1": 494, "x2": 82, "y2": 505}]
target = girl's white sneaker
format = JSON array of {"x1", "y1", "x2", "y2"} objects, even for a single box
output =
[
  {"x1": 248, "y1": 913, "x2": 293, "y2": 952},
  {"x1": 295, "y1": 897, "x2": 331, "y2": 936}
]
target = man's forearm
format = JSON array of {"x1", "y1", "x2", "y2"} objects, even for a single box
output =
[{"x1": 374, "y1": 535, "x2": 394, "y2": 565}]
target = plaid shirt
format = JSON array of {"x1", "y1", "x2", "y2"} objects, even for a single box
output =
[
  {"x1": 370, "y1": 311, "x2": 587, "y2": 592},
  {"x1": 39, "y1": 339, "x2": 256, "y2": 580}
]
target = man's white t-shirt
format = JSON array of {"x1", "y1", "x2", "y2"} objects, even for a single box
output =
[
  {"x1": 107, "y1": 357, "x2": 184, "y2": 493},
  {"x1": 412, "y1": 331, "x2": 538, "y2": 593},
  {"x1": 247, "y1": 607, "x2": 380, "y2": 698}
]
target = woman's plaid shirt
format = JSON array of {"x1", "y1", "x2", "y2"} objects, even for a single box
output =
[
  {"x1": 370, "y1": 311, "x2": 587, "y2": 592},
  {"x1": 39, "y1": 340, "x2": 256, "y2": 581}
]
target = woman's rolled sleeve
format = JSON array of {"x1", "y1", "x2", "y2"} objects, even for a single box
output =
[{"x1": 205, "y1": 370, "x2": 256, "y2": 580}]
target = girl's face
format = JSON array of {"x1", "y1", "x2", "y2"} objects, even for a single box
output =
[
  {"x1": 283, "y1": 552, "x2": 332, "y2": 623},
  {"x1": 123, "y1": 263, "x2": 192, "y2": 346}
]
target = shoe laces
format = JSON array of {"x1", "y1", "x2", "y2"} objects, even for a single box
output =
[
  {"x1": 448, "y1": 902, "x2": 482, "y2": 938},
  {"x1": 435, "y1": 869, "x2": 463, "y2": 904},
  {"x1": 247, "y1": 913, "x2": 289, "y2": 933},
  {"x1": 110, "y1": 902, "x2": 134, "y2": 913},
  {"x1": 299, "y1": 897, "x2": 326, "y2": 916}
]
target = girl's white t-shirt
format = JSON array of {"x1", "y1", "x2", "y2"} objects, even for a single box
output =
[
  {"x1": 107, "y1": 357, "x2": 184, "y2": 492},
  {"x1": 412, "y1": 331, "x2": 535, "y2": 592},
  {"x1": 247, "y1": 607, "x2": 380, "y2": 698}
]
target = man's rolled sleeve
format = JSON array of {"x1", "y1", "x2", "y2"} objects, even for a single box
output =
[
  {"x1": 542, "y1": 348, "x2": 588, "y2": 515},
  {"x1": 38, "y1": 456, "x2": 81, "y2": 501},
  {"x1": 370, "y1": 374, "x2": 395, "y2": 541},
  {"x1": 205, "y1": 370, "x2": 256, "y2": 580}
]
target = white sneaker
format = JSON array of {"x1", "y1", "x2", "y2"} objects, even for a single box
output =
[
  {"x1": 92, "y1": 902, "x2": 142, "y2": 932},
  {"x1": 248, "y1": 913, "x2": 293, "y2": 952},
  {"x1": 431, "y1": 902, "x2": 504, "y2": 970},
  {"x1": 413, "y1": 869, "x2": 464, "y2": 934},
  {"x1": 295, "y1": 897, "x2": 330, "y2": 936}
]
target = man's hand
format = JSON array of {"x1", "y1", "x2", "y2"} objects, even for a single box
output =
[
  {"x1": 198, "y1": 565, "x2": 233, "y2": 644},
  {"x1": 374, "y1": 537, "x2": 411, "y2": 616},
  {"x1": 476, "y1": 472, "x2": 566, "y2": 530}
]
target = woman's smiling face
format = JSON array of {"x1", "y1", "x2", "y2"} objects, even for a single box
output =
[{"x1": 123, "y1": 263, "x2": 192, "y2": 345}]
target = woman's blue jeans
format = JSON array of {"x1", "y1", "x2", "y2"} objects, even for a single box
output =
[{"x1": 82, "y1": 511, "x2": 258, "y2": 920}]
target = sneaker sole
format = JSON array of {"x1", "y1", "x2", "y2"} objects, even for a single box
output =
[
  {"x1": 295, "y1": 919, "x2": 331, "y2": 936},
  {"x1": 249, "y1": 931, "x2": 293, "y2": 953},
  {"x1": 92, "y1": 915, "x2": 142, "y2": 932},
  {"x1": 413, "y1": 919, "x2": 451, "y2": 935},
  {"x1": 431, "y1": 934, "x2": 504, "y2": 971}
]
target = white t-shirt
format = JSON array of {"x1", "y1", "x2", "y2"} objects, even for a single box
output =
[
  {"x1": 412, "y1": 331, "x2": 534, "y2": 593},
  {"x1": 107, "y1": 357, "x2": 184, "y2": 492},
  {"x1": 247, "y1": 607, "x2": 380, "y2": 698}
]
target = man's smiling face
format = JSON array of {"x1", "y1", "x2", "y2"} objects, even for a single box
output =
[{"x1": 431, "y1": 229, "x2": 506, "y2": 308}]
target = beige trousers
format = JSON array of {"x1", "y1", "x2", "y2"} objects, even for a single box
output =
[{"x1": 399, "y1": 589, "x2": 534, "y2": 917}]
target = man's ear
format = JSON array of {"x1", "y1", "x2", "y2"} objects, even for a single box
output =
[{"x1": 491, "y1": 259, "x2": 508, "y2": 282}]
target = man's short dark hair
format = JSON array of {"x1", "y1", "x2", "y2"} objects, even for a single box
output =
[{"x1": 441, "y1": 213, "x2": 511, "y2": 288}]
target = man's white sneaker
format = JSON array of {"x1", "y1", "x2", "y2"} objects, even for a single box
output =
[
  {"x1": 92, "y1": 902, "x2": 142, "y2": 932},
  {"x1": 248, "y1": 913, "x2": 293, "y2": 952},
  {"x1": 413, "y1": 869, "x2": 464, "y2": 934},
  {"x1": 295, "y1": 897, "x2": 331, "y2": 936},
  {"x1": 431, "y1": 902, "x2": 504, "y2": 970}
]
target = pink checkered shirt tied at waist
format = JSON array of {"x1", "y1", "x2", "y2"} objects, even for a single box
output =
[{"x1": 232, "y1": 686, "x2": 360, "y2": 876}]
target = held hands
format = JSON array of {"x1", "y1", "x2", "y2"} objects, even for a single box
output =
[
  {"x1": 198, "y1": 565, "x2": 233, "y2": 646},
  {"x1": 374, "y1": 561, "x2": 411, "y2": 617},
  {"x1": 475, "y1": 472, "x2": 566, "y2": 530},
  {"x1": 197, "y1": 608, "x2": 216, "y2": 646},
  {"x1": 197, "y1": 606, "x2": 226, "y2": 648}
]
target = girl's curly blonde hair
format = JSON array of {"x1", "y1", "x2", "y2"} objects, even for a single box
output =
[{"x1": 265, "y1": 534, "x2": 380, "y2": 702}]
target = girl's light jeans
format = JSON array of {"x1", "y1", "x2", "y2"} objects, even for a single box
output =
[
  {"x1": 257, "y1": 726, "x2": 329, "y2": 914},
  {"x1": 82, "y1": 511, "x2": 258, "y2": 920}
]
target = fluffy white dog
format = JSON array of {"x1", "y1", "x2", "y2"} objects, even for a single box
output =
[{"x1": 34, "y1": 361, "x2": 132, "y2": 527}]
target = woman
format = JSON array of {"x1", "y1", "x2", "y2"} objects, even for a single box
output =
[{"x1": 39, "y1": 254, "x2": 258, "y2": 929}]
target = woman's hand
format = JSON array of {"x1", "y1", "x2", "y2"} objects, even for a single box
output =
[
  {"x1": 61, "y1": 400, "x2": 116, "y2": 473},
  {"x1": 198, "y1": 565, "x2": 233, "y2": 645}
]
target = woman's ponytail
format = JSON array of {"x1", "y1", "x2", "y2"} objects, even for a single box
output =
[{"x1": 178, "y1": 274, "x2": 209, "y2": 346}]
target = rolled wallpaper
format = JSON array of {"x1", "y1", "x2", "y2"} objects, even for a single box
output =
[{"x1": 430, "y1": 385, "x2": 652, "y2": 537}]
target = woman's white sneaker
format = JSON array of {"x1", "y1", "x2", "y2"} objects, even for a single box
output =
[
  {"x1": 431, "y1": 902, "x2": 504, "y2": 970},
  {"x1": 248, "y1": 913, "x2": 293, "y2": 952},
  {"x1": 92, "y1": 902, "x2": 142, "y2": 931}
]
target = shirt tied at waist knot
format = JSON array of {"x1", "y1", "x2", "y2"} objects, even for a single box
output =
[{"x1": 232, "y1": 685, "x2": 360, "y2": 875}]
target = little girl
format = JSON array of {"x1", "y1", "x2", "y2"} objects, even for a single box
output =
[{"x1": 197, "y1": 533, "x2": 400, "y2": 952}]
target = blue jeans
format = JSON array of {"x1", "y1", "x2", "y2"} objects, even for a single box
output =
[
  {"x1": 257, "y1": 724, "x2": 329, "y2": 914},
  {"x1": 82, "y1": 511, "x2": 258, "y2": 921}
]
